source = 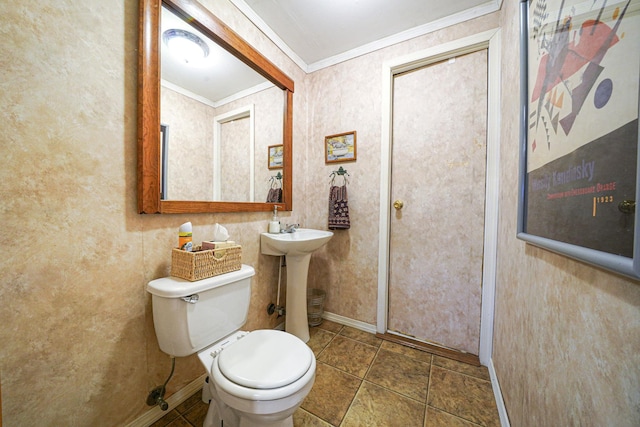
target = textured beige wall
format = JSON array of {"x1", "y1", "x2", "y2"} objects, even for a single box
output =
[
  {"x1": 0, "y1": 0, "x2": 305, "y2": 425},
  {"x1": 494, "y1": 1, "x2": 640, "y2": 426}
]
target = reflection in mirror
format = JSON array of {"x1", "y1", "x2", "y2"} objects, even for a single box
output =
[
  {"x1": 160, "y1": 5, "x2": 284, "y2": 203},
  {"x1": 160, "y1": 124, "x2": 169, "y2": 199},
  {"x1": 213, "y1": 105, "x2": 255, "y2": 202},
  {"x1": 137, "y1": 0, "x2": 294, "y2": 214}
]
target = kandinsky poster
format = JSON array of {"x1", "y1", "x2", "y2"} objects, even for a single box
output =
[{"x1": 520, "y1": 0, "x2": 640, "y2": 266}]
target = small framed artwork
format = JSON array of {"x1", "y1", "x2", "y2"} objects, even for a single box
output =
[
  {"x1": 325, "y1": 131, "x2": 357, "y2": 163},
  {"x1": 268, "y1": 144, "x2": 283, "y2": 169},
  {"x1": 517, "y1": 0, "x2": 640, "y2": 279}
]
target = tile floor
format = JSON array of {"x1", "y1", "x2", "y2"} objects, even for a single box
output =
[{"x1": 151, "y1": 320, "x2": 500, "y2": 427}]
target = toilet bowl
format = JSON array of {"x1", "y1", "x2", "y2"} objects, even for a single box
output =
[{"x1": 197, "y1": 329, "x2": 315, "y2": 427}]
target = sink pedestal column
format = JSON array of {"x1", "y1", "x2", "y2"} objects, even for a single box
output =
[{"x1": 284, "y1": 254, "x2": 311, "y2": 342}]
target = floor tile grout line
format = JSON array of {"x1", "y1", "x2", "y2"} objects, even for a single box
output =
[
  {"x1": 314, "y1": 326, "x2": 340, "y2": 359},
  {"x1": 424, "y1": 354, "x2": 433, "y2": 427},
  {"x1": 337, "y1": 325, "x2": 384, "y2": 349},
  {"x1": 302, "y1": 406, "x2": 341, "y2": 427},
  {"x1": 329, "y1": 333, "x2": 381, "y2": 351},
  {"x1": 425, "y1": 403, "x2": 489, "y2": 427},
  {"x1": 337, "y1": 378, "x2": 364, "y2": 426},
  {"x1": 317, "y1": 360, "x2": 365, "y2": 382},
  {"x1": 334, "y1": 338, "x2": 380, "y2": 426},
  {"x1": 307, "y1": 329, "x2": 357, "y2": 427},
  {"x1": 432, "y1": 408, "x2": 487, "y2": 427},
  {"x1": 316, "y1": 360, "x2": 368, "y2": 381},
  {"x1": 336, "y1": 359, "x2": 378, "y2": 426},
  {"x1": 361, "y1": 378, "x2": 429, "y2": 406},
  {"x1": 431, "y1": 362, "x2": 493, "y2": 382},
  {"x1": 425, "y1": 362, "x2": 493, "y2": 427},
  {"x1": 360, "y1": 347, "x2": 433, "y2": 406},
  {"x1": 379, "y1": 339, "x2": 442, "y2": 366},
  {"x1": 339, "y1": 344, "x2": 434, "y2": 426},
  {"x1": 362, "y1": 339, "x2": 383, "y2": 379}
]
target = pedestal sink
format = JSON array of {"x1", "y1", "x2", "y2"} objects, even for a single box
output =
[{"x1": 261, "y1": 229, "x2": 333, "y2": 342}]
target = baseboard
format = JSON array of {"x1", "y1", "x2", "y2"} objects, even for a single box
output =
[
  {"x1": 322, "y1": 311, "x2": 377, "y2": 334},
  {"x1": 125, "y1": 373, "x2": 207, "y2": 427},
  {"x1": 488, "y1": 358, "x2": 510, "y2": 427}
]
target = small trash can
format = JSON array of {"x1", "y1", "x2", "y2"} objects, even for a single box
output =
[{"x1": 307, "y1": 288, "x2": 326, "y2": 326}]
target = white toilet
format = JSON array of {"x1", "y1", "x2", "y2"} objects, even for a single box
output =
[{"x1": 146, "y1": 265, "x2": 315, "y2": 427}]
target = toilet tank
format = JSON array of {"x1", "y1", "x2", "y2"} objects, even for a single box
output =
[{"x1": 146, "y1": 264, "x2": 255, "y2": 357}]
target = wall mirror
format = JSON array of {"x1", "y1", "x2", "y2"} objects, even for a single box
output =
[{"x1": 138, "y1": 0, "x2": 294, "y2": 213}]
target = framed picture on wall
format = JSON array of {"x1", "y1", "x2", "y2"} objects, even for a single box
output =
[
  {"x1": 268, "y1": 144, "x2": 283, "y2": 169},
  {"x1": 325, "y1": 131, "x2": 357, "y2": 163},
  {"x1": 517, "y1": 0, "x2": 640, "y2": 279}
]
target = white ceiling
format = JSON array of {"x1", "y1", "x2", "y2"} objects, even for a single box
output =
[
  {"x1": 230, "y1": 0, "x2": 502, "y2": 72},
  {"x1": 161, "y1": 0, "x2": 502, "y2": 104}
]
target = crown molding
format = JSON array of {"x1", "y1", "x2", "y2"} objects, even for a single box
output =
[{"x1": 230, "y1": 0, "x2": 502, "y2": 73}]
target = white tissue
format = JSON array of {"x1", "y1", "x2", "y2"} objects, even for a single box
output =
[{"x1": 213, "y1": 223, "x2": 230, "y2": 241}]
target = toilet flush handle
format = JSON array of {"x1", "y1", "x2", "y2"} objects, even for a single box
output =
[{"x1": 180, "y1": 294, "x2": 199, "y2": 304}]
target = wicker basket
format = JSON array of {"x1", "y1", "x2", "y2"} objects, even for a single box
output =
[{"x1": 171, "y1": 245, "x2": 242, "y2": 281}]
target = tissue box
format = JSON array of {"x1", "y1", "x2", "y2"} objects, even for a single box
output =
[
  {"x1": 171, "y1": 244, "x2": 242, "y2": 281},
  {"x1": 201, "y1": 240, "x2": 236, "y2": 251}
]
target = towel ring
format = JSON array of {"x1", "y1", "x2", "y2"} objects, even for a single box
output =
[{"x1": 330, "y1": 167, "x2": 349, "y2": 185}]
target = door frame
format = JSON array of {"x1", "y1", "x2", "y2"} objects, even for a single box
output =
[{"x1": 377, "y1": 28, "x2": 501, "y2": 366}]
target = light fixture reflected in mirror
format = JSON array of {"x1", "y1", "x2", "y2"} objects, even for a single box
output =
[{"x1": 163, "y1": 29, "x2": 209, "y2": 65}]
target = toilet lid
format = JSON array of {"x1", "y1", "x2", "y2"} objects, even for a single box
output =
[{"x1": 217, "y1": 330, "x2": 312, "y2": 389}]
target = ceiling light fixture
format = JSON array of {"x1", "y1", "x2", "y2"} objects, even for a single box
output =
[{"x1": 163, "y1": 29, "x2": 209, "y2": 64}]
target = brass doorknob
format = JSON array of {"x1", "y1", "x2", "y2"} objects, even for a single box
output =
[{"x1": 393, "y1": 200, "x2": 404, "y2": 210}]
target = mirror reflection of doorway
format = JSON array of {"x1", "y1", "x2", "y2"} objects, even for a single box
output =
[{"x1": 213, "y1": 105, "x2": 255, "y2": 202}]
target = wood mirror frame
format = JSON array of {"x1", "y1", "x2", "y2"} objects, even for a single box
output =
[{"x1": 137, "y1": 0, "x2": 294, "y2": 214}]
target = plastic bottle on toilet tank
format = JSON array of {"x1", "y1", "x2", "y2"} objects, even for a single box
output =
[{"x1": 178, "y1": 222, "x2": 193, "y2": 251}]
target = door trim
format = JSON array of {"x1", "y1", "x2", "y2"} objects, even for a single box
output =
[{"x1": 377, "y1": 28, "x2": 501, "y2": 366}]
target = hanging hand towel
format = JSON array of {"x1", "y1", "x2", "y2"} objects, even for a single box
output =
[
  {"x1": 328, "y1": 184, "x2": 350, "y2": 229},
  {"x1": 266, "y1": 187, "x2": 282, "y2": 203}
]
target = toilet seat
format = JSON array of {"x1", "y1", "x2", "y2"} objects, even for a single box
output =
[
  {"x1": 218, "y1": 330, "x2": 312, "y2": 389},
  {"x1": 211, "y1": 330, "x2": 315, "y2": 401}
]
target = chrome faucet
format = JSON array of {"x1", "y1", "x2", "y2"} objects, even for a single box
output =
[{"x1": 281, "y1": 223, "x2": 300, "y2": 233}]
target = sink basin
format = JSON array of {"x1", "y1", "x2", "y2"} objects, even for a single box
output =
[{"x1": 261, "y1": 228, "x2": 333, "y2": 257}]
